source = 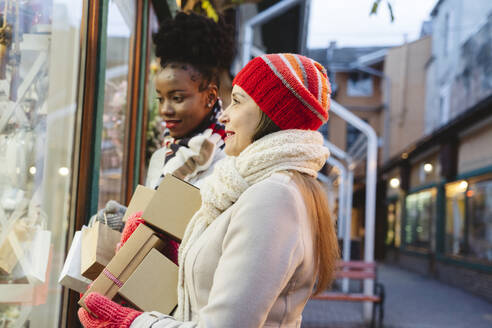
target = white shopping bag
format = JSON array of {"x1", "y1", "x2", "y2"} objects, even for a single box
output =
[
  {"x1": 58, "y1": 228, "x2": 92, "y2": 293},
  {"x1": 22, "y1": 229, "x2": 52, "y2": 283},
  {"x1": 5, "y1": 223, "x2": 51, "y2": 284}
]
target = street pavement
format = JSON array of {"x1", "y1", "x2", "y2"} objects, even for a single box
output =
[{"x1": 301, "y1": 263, "x2": 492, "y2": 328}]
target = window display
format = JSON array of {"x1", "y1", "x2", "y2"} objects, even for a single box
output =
[
  {"x1": 404, "y1": 188, "x2": 436, "y2": 250},
  {"x1": 97, "y1": 0, "x2": 136, "y2": 208},
  {"x1": 445, "y1": 176, "x2": 492, "y2": 263},
  {"x1": 0, "y1": 0, "x2": 83, "y2": 326},
  {"x1": 445, "y1": 180, "x2": 467, "y2": 256},
  {"x1": 144, "y1": 8, "x2": 162, "y2": 174},
  {"x1": 386, "y1": 199, "x2": 401, "y2": 248}
]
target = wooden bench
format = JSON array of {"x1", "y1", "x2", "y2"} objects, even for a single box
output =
[{"x1": 311, "y1": 261, "x2": 385, "y2": 328}]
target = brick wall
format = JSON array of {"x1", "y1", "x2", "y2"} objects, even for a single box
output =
[
  {"x1": 435, "y1": 261, "x2": 492, "y2": 303},
  {"x1": 385, "y1": 250, "x2": 492, "y2": 303}
]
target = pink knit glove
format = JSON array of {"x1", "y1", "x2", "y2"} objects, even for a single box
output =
[
  {"x1": 78, "y1": 292, "x2": 142, "y2": 328},
  {"x1": 116, "y1": 211, "x2": 144, "y2": 252},
  {"x1": 115, "y1": 211, "x2": 179, "y2": 265}
]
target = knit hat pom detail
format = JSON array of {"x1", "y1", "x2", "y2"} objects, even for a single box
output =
[{"x1": 233, "y1": 53, "x2": 331, "y2": 131}]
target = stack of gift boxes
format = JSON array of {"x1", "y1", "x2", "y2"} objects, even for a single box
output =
[{"x1": 59, "y1": 174, "x2": 201, "y2": 315}]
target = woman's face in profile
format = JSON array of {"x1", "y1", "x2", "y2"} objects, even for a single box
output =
[
  {"x1": 219, "y1": 85, "x2": 261, "y2": 156},
  {"x1": 155, "y1": 64, "x2": 216, "y2": 138}
]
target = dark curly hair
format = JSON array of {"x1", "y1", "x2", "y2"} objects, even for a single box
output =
[{"x1": 153, "y1": 12, "x2": 235, "y2": 90}]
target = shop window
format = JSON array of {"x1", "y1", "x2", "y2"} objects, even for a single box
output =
[
  {"x1": 0, "y1": 0, "x2": 84, "y2": 326},
  {"x1": 404, "y1": 188, "x2": 437, "y2": 251},
  {"x1": 445, "y1": 176, "x2": 492, "y2": 263},
  {"x1": 445, "y1": 180, "x2": 467, "y2": 255},
  {"x1": 143, "y1": 8, "x2": 162, "y2": 174},
  {"x1": 98, "y1": 1, "x2": 136, "y2": 208},
  {"x1": 347, "y1": 72, "x2": 373, "y2": 97},
  {"x1": 386, "y1": 199, "x2": 402, "y2": 248}
]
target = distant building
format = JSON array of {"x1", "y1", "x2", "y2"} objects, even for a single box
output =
[
  {"x1": 425, "y1": 0, "x2": 492, "y2": 132},
  {"x1": 381, "y1": 0, "x2": 492, "y2": 302}
]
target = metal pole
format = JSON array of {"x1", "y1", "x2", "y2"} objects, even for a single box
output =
[
  {"x1": 341, "y1": 168, "x2": 354, "y2": 292},
  {"x1": 299, "y1": 0, "x2": 312, "y2": 55},
  {"x1": 330, "y1": 100, "x2": 378, "y2": 321},
  {"x1": 324, "y1": 138, "x2": 353, "y2": 164}
]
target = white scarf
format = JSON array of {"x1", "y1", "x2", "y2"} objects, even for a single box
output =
[{"x1": 175, "y1": 129, "x2": 330, "y2": 321}]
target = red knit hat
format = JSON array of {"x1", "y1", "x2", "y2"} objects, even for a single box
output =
[{"x1": 233, "y1": 53, "x2": 331, "y2": 130}]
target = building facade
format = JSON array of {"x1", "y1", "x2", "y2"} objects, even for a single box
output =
[{"x1": 381, "y1": 0, "x2": 492, "y2": 302}]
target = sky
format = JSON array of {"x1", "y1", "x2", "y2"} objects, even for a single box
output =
[{"x1": 308, "y1": 0, "x2": 439, "y2": 48}]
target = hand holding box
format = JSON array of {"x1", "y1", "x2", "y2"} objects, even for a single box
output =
[{"x1": 79, "y1": 224, "x2": 166, "y2": 311}]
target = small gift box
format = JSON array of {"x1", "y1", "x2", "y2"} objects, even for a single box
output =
[
  {"x1": 122, "y1": 185, "x2": 155, "y2": 223},
  {"x1": 81, "y1": 220, "x2": 121, "y2": 280},
  {"x1": 143, "y1": 174, "x2": 201, "y2": 241},
  {"x1": 118, "y1": 248, "x2": 178, "y2": 314},
  {"x1": 79, "y1": 224, "x2": 167, "y2": 311}
]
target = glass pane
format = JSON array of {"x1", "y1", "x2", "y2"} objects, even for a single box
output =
[
  {"x1": 445, "y1": 180, "x2": 467, "y2": 256},
  {"x1": 386, "y1": 202, "x2": 396, "y2": 246},
  {"x1": 404, "y1": 189, "x2": 436, "y2": 250},
  {"x1": 98, "y1": 0, "x2": 135, "y2": 208},
  {"x1": 386, "y1": 199, "x2": 402, "y2": 247},
  {"x1": 0, "y1": 0, "x2": 83, "y2": 326},
  {"x1": 143, "y1": 7, "x2": 163, "y2": 178},
  {"x1": 466, "y1": 179, "x2": 492, "y2": 262}
]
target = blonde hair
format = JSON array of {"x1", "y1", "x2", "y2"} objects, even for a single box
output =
[
  {"x1": 254, "y1": 110, "x2": 340, "y2": 295},
  {"x1": 290, "y1": 171, "x2": 340, "y2": 295}
]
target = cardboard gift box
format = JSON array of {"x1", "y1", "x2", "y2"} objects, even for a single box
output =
[
  {"x1": 79, "y1": 224, "x2": 167, "y2": 311},
  {"x1": 58, "y1": 228, "x2": 92, "y2": 293},
  {"x1": 143, "y1": 174, "x2": 201, "y2": 241},
  {"x1": 81, "y1": 221, "x2": 121, "y2": 280},
  {"x1": 118, "y1": 248, "x2": 178, "y2": 314},
  {"x1": 122, "y1": 185, "x2": 155, "y2": 223}
]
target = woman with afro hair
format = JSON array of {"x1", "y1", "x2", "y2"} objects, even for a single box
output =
[
  {"x1": 144, "y1": 11, "x2": 235, "y2": 190},
  {"x1": 88, "y1": 12, "x2": 235, "y2": 231}
]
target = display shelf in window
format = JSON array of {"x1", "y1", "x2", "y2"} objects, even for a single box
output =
[
  {"x1": 0, "y1": 0, "x2": 84, "y2": 326},
  {"x1": 444, "y1": 174, "x2": 492, "y2": 264}
]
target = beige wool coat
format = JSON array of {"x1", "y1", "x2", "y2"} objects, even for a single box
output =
[{"x1": 130, "y1": 172, "x2": 317, "y2": 328}]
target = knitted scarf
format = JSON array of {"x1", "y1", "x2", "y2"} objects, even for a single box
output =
[
  {"x1": 152, "y1": 101, "x2": 226, "y2": 189},
  {"x1": 175, "y1": 129, "x2": 330, "y2": 321}
]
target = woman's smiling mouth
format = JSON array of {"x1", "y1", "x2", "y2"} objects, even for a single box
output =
[
  {"x1": 165, "y1": 120, "x2": 182, "y2": 129},
  {"x1": 225, "y1": 130, "x2": 235, "y2": 140}
]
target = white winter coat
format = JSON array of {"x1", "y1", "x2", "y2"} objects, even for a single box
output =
[{"x1": 130, "y1": 172, "x2": 316, "y2": 328}]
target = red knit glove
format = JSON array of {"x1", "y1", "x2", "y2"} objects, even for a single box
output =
[
  {"x1": 116, "y1": 211, "x2": 145, "y2": 252},
  {"x1": 78, "y1": 292, "x2": 142, "y2": 328},
  {"x1": 115, "y1": 211, "x2": 180, "y2": 265}
]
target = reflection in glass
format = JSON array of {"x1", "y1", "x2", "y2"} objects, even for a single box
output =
[
  {"x1": 446, "y1": 176, "x2": 492, "y2": 262},
  {"x1": 98, "y1": 1, "x2": 135, "y2": 208},
  {"x1": 445, "y1": 180, "x2": 466, "y2": 255},
  {"x1": 144, "y1": 7, "x2": 163, "y2": 176},
  {"x1": 404, "y1": 188, "x2": 436, "y2": 250},
  {"x1": 0, "y1": 0, "x2": 83, "y2": 326},
  {"x1": 468, "y1": 179, "x2": 492, "y2": 261},
  {"x1": 386, "y1": 200, "x2": 402, "y2": 247}
]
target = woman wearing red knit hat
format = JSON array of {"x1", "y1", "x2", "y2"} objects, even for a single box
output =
[{"x1": 79, "y1": 54, "x2": 340, "y2": 328}]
